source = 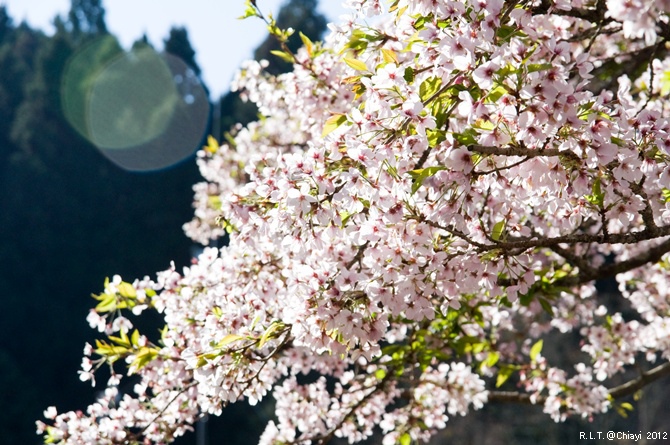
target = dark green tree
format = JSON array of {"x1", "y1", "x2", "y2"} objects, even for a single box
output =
[
  {"x1": 164, "y1": 27, "x2": 201, "y2": 77},
  {"x1": 67, "y1": 0, "x2": 107, "y2": 40},
  {"x1": 132, "y1": 33, "x2": 153, "y2": 51},
  {"x1": 0, "y1": 6, "x2": 12, "y2": 43},
  {"x1": 0, "y1": 17, "x2": 37, "y2": 170},
  {"x1": 0, "y1": 3, "x2": 202, "y2": 444}
]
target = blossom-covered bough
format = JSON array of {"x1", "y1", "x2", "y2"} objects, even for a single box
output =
[{"x1": 39, "y1": 0, "x2": 670, "y2": 443}]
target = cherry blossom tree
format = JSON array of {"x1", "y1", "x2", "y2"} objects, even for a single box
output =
[{"x1": 39, "y1": 0, "x2": 670, "y2": 443}]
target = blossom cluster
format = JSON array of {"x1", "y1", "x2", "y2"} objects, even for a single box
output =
[{"x1": 40, "y1": 0, "x2": 670, "y2": 444}]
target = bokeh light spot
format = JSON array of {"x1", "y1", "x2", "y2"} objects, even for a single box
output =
[{"x1": 62, "y1": 37, "x2": 210, "y2": 171}]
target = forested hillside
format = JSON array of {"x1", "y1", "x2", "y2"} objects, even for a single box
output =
[{"x1": 0, "y1": 1, "x2": 326, "y2": 443}]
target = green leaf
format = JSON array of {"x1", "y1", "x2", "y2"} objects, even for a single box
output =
[
  {"x1": 344, "y1": 30, "x2": 371, "y2": 52},
  {"x1": 322, "y1": 113, "x2": 348, "y2": 137},
  {"x1": 207, "y1": 195, "x2": 223, "y2": 211},
  {"x1": 399, "y1": 432, "x2": 411, "y2": 445},
  {"x1": 662, "y1": 188, "x2": 670, "y2": 203},
  {"x1": 519, "y1": 290, "x2": 533, "y2": 307},
  {"x1": 413, "y1": 14, "x2": 430, "y2": 30},
  {"x1": 204, "y1": 135, "x2": 219, "y2": 154},
  {"x1": 238, "y1": 0, "x2": 258, "y2": 19},
  {"x1": 426, "y1": 128, "x2": 445, "y2": 147},
  {"x1": 343, "y1": 57, "x2": 368, "y2": 72},
  {"x1": 538, "y1": 298, "x2": 554, "y2": 316},
  {"x1": 408, "y1": 166, "x2": 447, "y2": 194},
  {"x1": 491, "y1": 220, "x2": 506, "y2": 241},
  {"x1": 419, "y1": 76, "x2": 442, "y2": 102},
  {"x1": 620, "y1": 402, "x2": 634, "y2": 411},
  {"x1": 216, "y1": 333, "x2": 245, "y2": 348},
  {"x1": 270, "y1": 50, "x2": 295, "y2": 63},
  {"x1": 586, "y1": 177, "x2": 605, "y2": 208},
  {"x1": 454, "y1": 129, "x2": 478, "y2": 146},
  {"x1": 117, "y1": 281, "x2": 136, "y2": 298},
  {"x1": 496, "y1": 366, "x2": 515, "y2": 388},
  {"x1": 340, "y1": 211, "x2": 353, "y2": 227},
  {"x1": 610, "y1": 136, "x2": 624, "y2": 146},
  {"x1": 485, "y1": 351, "x2": 500, "y2": 368},
  {"x1": 95, "y1": 293, "x2": 117, "y2": 312},
  {"x1": 109, "y1": 331, "x2": 131, "y2": 348},
  {"x1": 404, "y1": 66, "x2": 415, "y2": 83},
  {"x1": 94, "y1": 339, "x2": 127, "y2": 361},
  {"x1": 131, "y1": 347, "x2": 158, "y2": 371},
  {"x1": 530, "y1": 339, "x2": 543, "y2": 362},
  {"x1": 527, "y1": 63, "x2": 552, "y2": 73},
  {"x1": 381, "y1": 48, "x2": 399, "y2": 64},
  {"x1": 486, "y1": 85, "x2": 508, "y2": 104},
  {"x1": 259, "y1": 322, "x2": 283, "y2": 348},
  {"x1": 299, "y1": 31, "x2": 314, "y2": 56},
  {"x1": 661, "y1": 70, "x2": 670, "y2": 95},
  {"x1": 131, "y1": 329, "x2": 140, "y2": 347},
  {"x1": 496, "y1": 24, "x2": 518, "y2": 41},
  {"x1": 473, "y1": 119, "x2": 495, "y2": 131}
]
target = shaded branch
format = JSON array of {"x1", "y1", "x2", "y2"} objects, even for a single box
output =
[
  {"x1": 346, "y1": 241, "x2": 369, "y2": 269},
  {"x1": 608, "y1": 361, "x2": 670, "y2": 400},
  {"x1": 556, "y1": 236, "x2": 670, "y2": 287},
  {"x1": 489, "y1": 362, "x2": 670, "y2": 405},
  {"x1": 531, "y1": 0, "x2": 609, "y2": 24},
  {"x1": 468, "y1": 144, "x2": 580, "y2": 163},
  {"x1": 488, "y1": 390, "x2": 543, "y2": 405},
  {"x1": 491, "y1": 226, "x2": 670, "y2": 252}
]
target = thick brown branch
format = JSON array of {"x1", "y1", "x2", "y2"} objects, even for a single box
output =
[
  {"x1": 608, "y1": 362, "x2": 670, "y2": 400},
  {"x1": 531, "y1": 0, "x2": 608, "y2": 24},
  {"x1": 488, "y1": 390, "x2": 544, "y2": 405},
  {"x1": 468, "y1": 144, "x2": 580, "y2": 163},
  {"x1": 489, "y1": 362, "x2": 670, "y2": 407},
  {"x1": 346, "y1": 241, "x2": 369, "y2": 269},
  {"x1": 629, "y1": 178, "x2": 660, "y2": 236},
  {"x1": 492, "y1": 226, "x2": 670, "y2": 252},
  {"x1": 549, "y1": 244, "x2": 595, "y2": 277},
  {"x1": 556, "y1": 236, "x2": 670, "y2": 287}
]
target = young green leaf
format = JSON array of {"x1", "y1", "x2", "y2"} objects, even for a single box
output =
[
  {"x1": 343, "y1": 57, "x2": 369, "y2": 72},
  {"x1": 216, "y1": 333, "x2": 245, "y2": 349},
  {"x1": 238, "y1": 0, "x2": 259, "y2": 19},
  {"x1": 491, "y1": 220, "x2": 506, "y2": 241},
  {"x1": 204, "y1": 135, "x2": 219, "y2": 154},
  {"x1": 131, "y1": 329, "x2": 140, "y2": 347},
  {"x1": 381, "y1": 48, "x2": 399, "y2": 64},
  {"x1": 299, "y1": 32, "x2": 314, "y2": 57},
  {"x1": 322, "y1": 114, "x2": 348, "y2": 137},
  {"x1": 530, "y1": 339, "x2": 543, "y2": 362},
  {"x1": 259, "y1": 322, "x2": 283, "y2": 348},
  {"x1": 408, "y1": 166, "x2": 447, "y2": 194},
  {"x1": 117, "y1": 281, "x2": 136, "y2": 298},
  {"x1": 270, "y1": 50, "x2": 295, "y2": 64},
  {"x1": 496, "y1": 365, "x2": 515, "y2": 388}
]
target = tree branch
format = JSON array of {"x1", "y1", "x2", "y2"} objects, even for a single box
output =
[
  {"x1": 488, "y1": 362, "x2": 670, "y2": 406},
  {"x1": 531, "y1": 0, "x2": 609, "y2": 24},
  {"x1": 556, "y1": 236, "x2": 670, "y2": 287},
  {"x1": 608, "y1": 361, "x2": 670, "y2": 400},
  {"x1": 468, "y1": 144, "x2": 580, "y2": 163},
  {"x1": 490, "y1": 226, "x2": 670, "y2": 252}
]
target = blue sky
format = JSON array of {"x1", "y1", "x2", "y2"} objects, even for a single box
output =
[{"x1": 1, "y1": 0, "x2": 346, "y2": 96}]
